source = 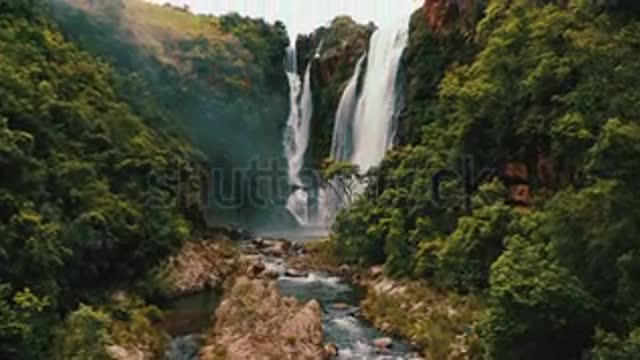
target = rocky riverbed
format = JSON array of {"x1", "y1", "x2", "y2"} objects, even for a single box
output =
[{"x1": 161, "y1": 234, "x2": 424, "y2": 360}]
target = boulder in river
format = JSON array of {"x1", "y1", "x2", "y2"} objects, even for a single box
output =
[
  {"x1": 323, "y1": 342, "x2": 339, "y2": 358},
  {"x1": 285, "y1": 268, "x2": 309, "y2": 278},
  {"x1": 201, "y1": 277, "x2": 324, "y2": 360},
  {"x1": 373, "y1": 337, "x2": 393, "y2": 350},
  {"x1": 339, "y1": 264, "x2": 350, "y2": 275},
  {"x1": 331, "y1": 303, "x2": 351, "y2": 311}
]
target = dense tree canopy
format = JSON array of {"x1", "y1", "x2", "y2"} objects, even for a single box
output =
[
  {"x1": 0, "y1": 0, "x2": 292, "y2": 357},
  {"x1": 332, "y1": 0, "x2": 640, "y2": 357},
  {"x1": 50, "y1": 0, "x2": 292, "y2": 226}
]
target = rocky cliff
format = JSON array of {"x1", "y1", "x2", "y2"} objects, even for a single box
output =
[{"x1": 296, "y1": 16, "x2": 374, "y2": 167}]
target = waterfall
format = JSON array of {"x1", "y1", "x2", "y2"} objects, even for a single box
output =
[
  {"x1": 319, "y1": 19, "x2": 409, "y2": 226},
  {"x1": 284, "y1": 46, "x2": 314, "y2": 225},
  {"x1": 317, "y1": 54, "x2": 367, "y2": 225},
  {"x1": 351, "y1": 22, "x2": 408, "y2": 173},
  {"x1": 330, "y1": 54, "x2": 366, "y2": 163}
]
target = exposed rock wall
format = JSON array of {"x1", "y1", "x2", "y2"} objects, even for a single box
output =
[
  {"x1": 157, "y1": 234, "x2": 240, "y2": 297},
  {"x1": 296, "y1": 16, "x2": 374, "y2": 167}
]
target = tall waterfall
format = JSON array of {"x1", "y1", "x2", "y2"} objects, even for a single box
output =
[
  {"x1": 317, "y1": 54, "x2": 367, "y2": 225},
  {"x1": 351, "y1": 22, "x2": 409, "y2": 173},
  {"x1": 319, "y1": 19, "x2": 409, "y2": 226},
  {"x1": 284, "y1": 46, "x2": 314, "y2": 225}
]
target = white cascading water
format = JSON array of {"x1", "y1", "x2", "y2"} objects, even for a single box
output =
[
  {"x1": 330, "y1": 54, "x2": 366, "y2": 163},
  {"x1": 284, "y1": 46, "x2": 314, "y2": 225},
  {"x1": 351, "y1": 22, "x2": 409, "y2": 172},
  {"x1": 319, "y1": 19, "x2": 409, "y2": 226},
  {"x1": 317, "y1": 54, "x2": 367, "y2": 225}
]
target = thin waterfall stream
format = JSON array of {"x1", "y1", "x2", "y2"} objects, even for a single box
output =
[{"x1": 284, "y1": 46, "x2": 314, "y2": 225}]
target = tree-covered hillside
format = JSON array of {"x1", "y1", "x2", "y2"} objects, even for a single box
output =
[
  {"x1": 50, "y1": 0, "x2": 292, "y2": 225},
  {"x1": 0, "y1": 0, "x2": 293, "y2": 357},
  {"x1": 0, "y1": 0, "x2": 206, "y2": 357},
  {"x1": 331, "y1": 0, "x2": 640, "y2": 358}
]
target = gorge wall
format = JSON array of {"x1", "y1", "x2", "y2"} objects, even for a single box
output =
[{"x1": 295, "y1": 16, "x2": 374, "y2": 168}]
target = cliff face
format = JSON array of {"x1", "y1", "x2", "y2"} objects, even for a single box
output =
[
  {"x1": 296, "y1": 16, "x2": 374, "y2": 167},
  {"x1": 397, "y1": 9, "x2": 476, "y2": 145},
  {"x1": 422, "y1": 0, "x2": 485, "y2": 35}
]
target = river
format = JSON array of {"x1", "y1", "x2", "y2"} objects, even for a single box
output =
[{"x1": 163, "y1": 239, "x2": 419, "y2": 360}]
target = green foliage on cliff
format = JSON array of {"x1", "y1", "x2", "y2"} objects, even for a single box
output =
[
  {"x1": 0, "y1": 2, "x2": 201, "y2": 356},
  {"x1": 0, "y1": 0, "x2": 292, "y2": 356},
  {"x1": 296, "y1": 16, "x2": 373, "y2": 167},
  {"x1": 53, "y1": 299, "x2": 166, "y2": 360},
  {"x1": 50, "y1": 0, "x2": 291, "y2": 225},
  {"x1": 333, "y1": 0, "x2": 640, "y2": 357}
]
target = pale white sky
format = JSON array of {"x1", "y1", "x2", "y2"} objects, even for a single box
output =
[{"x1": 147, "y1": 0, "x2": 422, "y2": 36}]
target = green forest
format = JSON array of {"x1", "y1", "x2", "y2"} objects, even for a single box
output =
[
  {"x1": 2, "y1": 0, "x2": 640, "y2": 358},
  {"x1": 0, "y1": 0, "x2": 290, "y2": 358},
  {"x1": 329, "y1": 0, "x2": 640, "y2": 359}
]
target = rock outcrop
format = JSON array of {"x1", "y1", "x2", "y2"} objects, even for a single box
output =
[
  {"x1": 200, "y1": 277, "x2": 324, "y2": 360},
  {"x1": 162, "y1": 238, "x2": 239, "y2": 296}
]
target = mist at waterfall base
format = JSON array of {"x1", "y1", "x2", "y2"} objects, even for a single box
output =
[{"x1": 283, "y1": 18, "x2": 410, "y2": 230}]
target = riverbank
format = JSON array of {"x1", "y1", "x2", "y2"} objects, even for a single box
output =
[
  {"x1": 153, "y1": 231, "x2": 482, "y2": 359},
  {"x1": 200, "y1": 277, "x2": 325, "y2": 360},
  {"x1": 298, "y1": 239, "x2": 486, "y2": 359},
  {"x1": 360, "y1": 277, "x2": 484, "y2": 359},
  {"x1": 159, "y1": 232, "x2": 426, "y2": 359}
]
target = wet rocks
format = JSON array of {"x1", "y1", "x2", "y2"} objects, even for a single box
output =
[
  {"x1": 252, "y1": 237, "x2": 291, "y2": 257},
  {"x1": 285, "y1": 268, "x2": 308, "y2": 278},
  {"x1": 323, "y1": 342, "x2": 339, "y2": 358},
  {"x1": 373, "y1": 337, "x2": 394, "y2": 350}
]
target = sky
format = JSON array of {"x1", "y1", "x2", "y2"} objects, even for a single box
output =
[{"x1": 147, "y1": 0, "x2": 423, "y2": 36}]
